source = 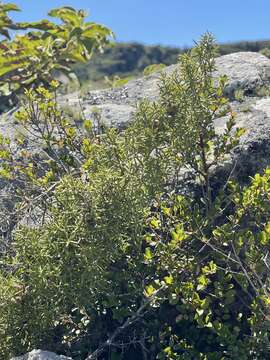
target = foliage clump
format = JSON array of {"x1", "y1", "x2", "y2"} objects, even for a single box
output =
[
  {"x1": 0, "y1": 24, "x2": 269, "y2": 360},
  {"x1": 0, "y1": 2, "x2": 113, "y2": 109}
]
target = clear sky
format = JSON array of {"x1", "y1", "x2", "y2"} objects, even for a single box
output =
[{"x1": 10, "y1": 0, "x2": 270, "y2": 47}]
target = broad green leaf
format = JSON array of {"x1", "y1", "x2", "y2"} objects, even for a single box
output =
[
  {"x1": 1, "y1": 3, "x2": 20, "y2": 12},
  {"x1": 48, "y1": 7, "x2": 83, "y2": 27}
]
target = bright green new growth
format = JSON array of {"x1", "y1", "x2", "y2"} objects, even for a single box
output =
[{"x1": 0, "y1": 30, "x2": 270, "y2": 360}]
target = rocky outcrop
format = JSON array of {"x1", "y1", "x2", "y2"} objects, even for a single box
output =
[
  {"x1": 11, "y1": 349, "x2": 72, "y2": 360},
  {"x1": 214, "y1": 97, "x2": 270, "y2": 179},
  {"x1": 214, "y1": 51, "x2": 270, "y2": 97},
  {"x1": 60, "y1": 52, "x2": 270, "y2": 129}
]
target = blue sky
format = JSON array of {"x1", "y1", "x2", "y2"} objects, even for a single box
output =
[{"x1": 11, "y1": 0, "x2": 270, "y2": 47}]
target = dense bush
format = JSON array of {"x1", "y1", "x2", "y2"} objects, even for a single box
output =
[
  {"x1": 144, "y1": 169, "x2": 270, "y2": 359},
  {"x1": 0, "y1": 23, "x2": 270, "y2": 360}
]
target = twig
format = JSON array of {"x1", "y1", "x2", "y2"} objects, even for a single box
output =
[{"x1": 85, "y1": 286, "x2": 165, "y2": 360}]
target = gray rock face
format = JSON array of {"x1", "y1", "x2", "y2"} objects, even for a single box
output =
[
  {"x1": 211, "y1": 96, "x2": 270, "y2": 182},
  {"x1": 214, "y1": 52, "x2": 270, "y2": 97},
  {"x1": 60, "y1": 52, "x2": 270, "y2": 129},
  {"x1": 11, "y1": 349, "x2": 72, "y2": 360}
]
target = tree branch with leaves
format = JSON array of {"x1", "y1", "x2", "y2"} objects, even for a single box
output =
[{"x1": 0, "y1": 2, "x2": 114, "y2": 109}]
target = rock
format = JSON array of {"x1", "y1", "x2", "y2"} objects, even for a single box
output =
[
  {"x1": 60, "y1": 52, "x2": 270, "y2": 128},
  {"x1": 11, "y1": 349, "x2": 72, "y2": 360},
  {"x1": 214, "y1": 97, "x2": 270, "y2": 181},
  {"x1": 214, "y1": 52, "x2": 270, "y2": 97},
  {"x1": 83, "y1": 103, "x2": 136, "y2": 129}
]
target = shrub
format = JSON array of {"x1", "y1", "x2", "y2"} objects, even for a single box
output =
[
  {"x1": 0, "y1": 2, "x2": 113, "y2": 110},
  {"x1": 0, "y1": 33, "x2": 269, "y2": 360},
  {"x1": 145, "y1": 168, "x2": 270, "y2": 359}
]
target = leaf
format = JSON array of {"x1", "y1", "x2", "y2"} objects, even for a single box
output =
[
  {"x1": 0, "y1": 62, "x2": 23, "y2": 78},
  {"x1": 70, "y1": 27, "x2": 83, "y2": 38},
  {"x1": 164, "y1": 347, "x2": 172, "y2": 355},
  {"x1": 260, "y1": 231, "x2": 269, "y2": 245},
  {"x1": 83, "y1": 120, "x2": 93, "y2": 131},
  {"x1": 235, "y1": 127, "x2": 246, "y2": 138},
  {"x1": 28, "y1": 20, "x2": 56, "y2": 31},
  {"x1": 49, "y1": 6, "x2": 77, "y2": 16},
  {"x1": 150, "y1": 218, "x2": 159, "y2": 229},
  {"x1": 145, "y1": 284, "x2": 155, "y2": 297},
  {"x1": 196, "y1": 308, "x2": 204, "y2": 316},
  {"x1": 164, "y1": 274, "x2": 173, "y2": 285},
  {"x1": 83, "y1": 24, "x2": 113, "y2": 39},
  {"x1": 197, "y1": 274, "x2": 209, "y2": 291},
  {"x1": 48, "y1": 7, "x2": 83, "y2": 27},
  {"x1": 265, "y1": 221, "x2": 270, "y2": 234},
  {"x1": 144, "y1": 247, "x2": 152, "y2": 261},
  {"x1": 1, "y1": 3, "x2": 20, "y2": 12},
  {"x1": 0, "y1": 28, "x2": 10, "y2": 39}
]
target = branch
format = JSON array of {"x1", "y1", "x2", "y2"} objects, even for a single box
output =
[{"x1": 84, "y1": 286, "x2": 165, "y2": 360}]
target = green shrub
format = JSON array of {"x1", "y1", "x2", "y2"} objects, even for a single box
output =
[
  {"x1": 145, "y1": 168, "x2": 270, "y2": 359},
  {"x1": 0, "y1": 33, "x2": 269, "y2": 360}
]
